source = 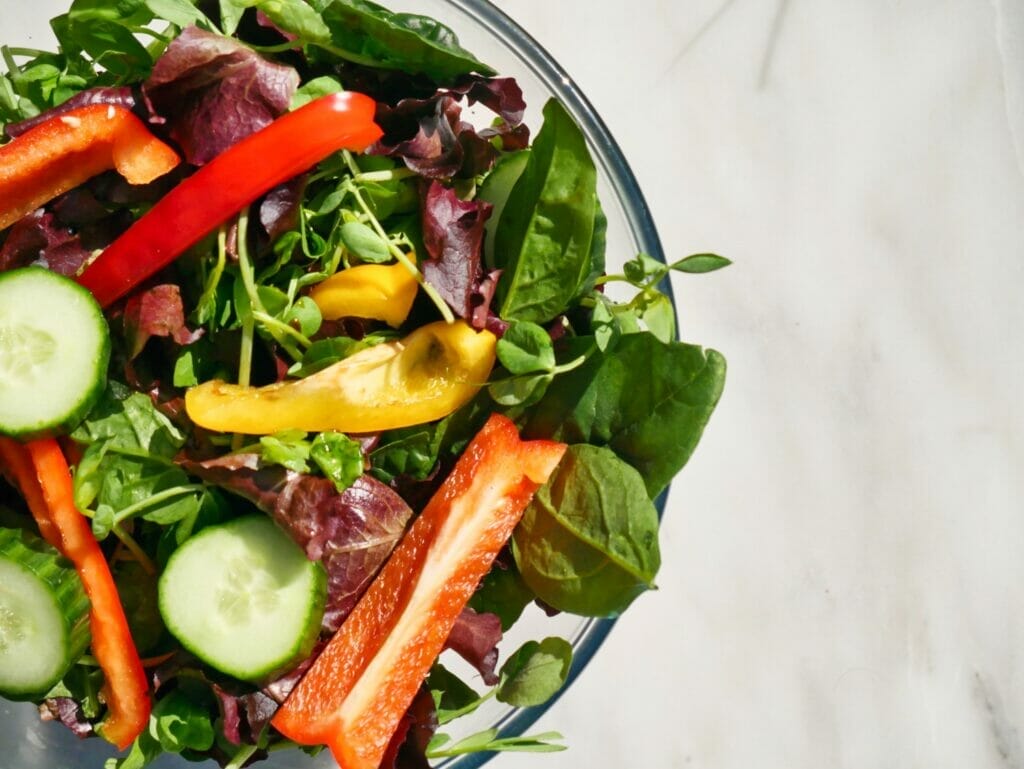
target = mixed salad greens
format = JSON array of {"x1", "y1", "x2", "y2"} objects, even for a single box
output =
[{"x1": 0, "y1": 0, "x2": 727, "y2": 767}]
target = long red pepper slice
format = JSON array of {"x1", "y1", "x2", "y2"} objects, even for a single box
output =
[
  {"x1": 78, "y1": 92, "x2": 383, "y2": 308},
  {"x1": 272, "y1": 414, "x2": 566, "y2": 769},
  {"x1": 0, "y1": 437, "x2": 60, "y2": 549},
  {"x1": 21, "y1": 439, "x2": 150, "y2": 750},
  {"x1": 0, "y1": 104, "x2": 180, "y2": 232}
]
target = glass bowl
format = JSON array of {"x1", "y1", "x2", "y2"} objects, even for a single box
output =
[{"x1": 0, "y1": 1, "x2": 668, "y2": 767}]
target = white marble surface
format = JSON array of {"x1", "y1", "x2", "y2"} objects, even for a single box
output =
[
  {"x1": 5, "y1": 2, "x2": 1024, "y2": 768},
  {"x1": 490, "y1": 1, "x2": 1024, "y2": 767}
]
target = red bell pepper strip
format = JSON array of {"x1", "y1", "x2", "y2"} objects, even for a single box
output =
[
  {"x1": 271, "y1": 414, "x2": 566, "y2": 769},
  {"x1": 21, "y1": 438, "x2": 151, "y2": 750},
  {"x1": 0, "y1": 104, "x2": 180, "y2": 232},
  {"x1": 0, "y1": 437, "x2": 60, "y2": 549},
  {"x1": 77, "y1": 92, "x2": 383, "y2": 308}
]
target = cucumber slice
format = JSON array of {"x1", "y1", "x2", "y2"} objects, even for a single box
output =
[
  {"x1": 0, "y1": 267, "x2": 110, "y2": 439},
  {"x1": 158, "y1": 516, "x2": 326, "y2": 683},
  {"x1": 0, "y1": 527, "x2": 91, "y2": 700}
]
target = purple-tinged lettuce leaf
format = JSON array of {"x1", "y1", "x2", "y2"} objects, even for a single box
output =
[
  {"x1": 38, "y1": 698, "x2": 94, "y2": 738},
  {"x1": 4, "y1": 86, "x2": 136, "y2": 139},
  {"x1": 121, "y1": 284, "x2": 203, "y2": 359},
  {"x1": 212, "y1": 684, "x2": 279, "y2": 746},
  {"x1": 180, "y1": 454, "x2": 413, "y2": 632},
  {"x1": 449, "y1": 76, "x2": 525, "y2": 128},
  {"x1": 420, "y1": 181, "x2": 492, "y2": 321},
  {"x1": 260, "y1": 175, "x2": 308, "y2": 241},
  {"x1": 443, "y1": 607, "x2": 503, "y2": 686},
  {"x1": 374, "y1": 95, "x2": 464, "y2": 179},
  {"x1": 0, "y1": 210, "x2": 93, "y2": 276},
  {"x1": 381, "y1": 686, "x2": 437, "y2": 769},
  {"x1": 143, "y1": 26, "x2": 299, "y2": 165},
  {"x1": 372, "y1": 75, "x2": 528, "y2": 178}
]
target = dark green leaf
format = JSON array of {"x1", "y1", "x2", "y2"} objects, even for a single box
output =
[
  {"x1": 468, "y1": 563, "x2": 536, "y2": 631},
  {"x1": 495, "y1": 99, "x2": 599, "y2": 323},
  {"x1": 113, "y1": 561, "x2": 165, "y2": 654},
  {"x1": 247, "y1": 0, "x2": 331, "y2": 43},
  {"x1": 513, "y1": 445, "x2": 661, "y2": 617},
  {"x1": 496, "y1": 637, "x2": 573, "y2": 707},
  {"x1": 317, "y1": 0, "x2": 495, "y2": 82},
  {"x1": 370, "y1": 418, "x2": 449, "y2": 483},
  {"x1": 488, "y1": 372, "x2": 551, "y2": 407},
  {"x1": 72, "y1": 381, "x2": 186, "y2": 458},
  {"x1": 524, "y1": 333, "x2": 726, "y2": 497},
  {"x1": 150, "y1": 689, "x2": 216, "y2": 753},
  {"x1": 496, "y1": 320, "x2": 555, "y2": 375},
  {"x1": 288, "y1": 333, "x2": 392, "y2": 377},
  {"x1": 427, "y1": 664, "x2": 481, "y2": 725}
]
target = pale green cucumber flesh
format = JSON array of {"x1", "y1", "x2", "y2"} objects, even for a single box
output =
[
  {"x1": 158, "y1": 516, "x2": 326, "y2": 684},
  {"x1": 0, "y1": 527, "x2": 91, "y2": 700},
  {"x1": 0, "y1": 267, "x2": 110, "y2": 439}
]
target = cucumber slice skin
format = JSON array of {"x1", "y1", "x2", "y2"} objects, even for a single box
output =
[
  {"x1": 158, "y1": 516, "x2": 326, "y2": 684},
  {"x1": 0, "y1": 527, "x2": 91, "y2": 701},
  {"x1": 0, "y1": 266, "x2": 110, "y2": 440}
]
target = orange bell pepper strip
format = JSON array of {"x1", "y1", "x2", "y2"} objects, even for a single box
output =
[
  {"x1": 77, "y1": 92, "x2": 383, "y2": 308},
  {"x1": 0, "y1": 104, "x2": 180, "y2": 232},
  {"x1": 271, "y1": 414, "x2": 566, "y2": 769},
  {"x1": 10, "y1": 438, "x2": 149, "y2": 750},
  {"x1": 0, "y1": 437, "x2": 60, "y2": 549}
]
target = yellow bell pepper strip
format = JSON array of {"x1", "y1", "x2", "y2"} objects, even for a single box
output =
[
  {"x1": 309, "y1": 255, "x2": 420, "y2": 328},
  {"x1": 185, "y1": 320, "x2": 495, "y2": 435},
  {"x1": 8, "y1": 438, "x2": 150, "y2": 750},
  {"x1": 77, "y1": 92, "x2": 383, "y2": 308},
  {"x1": 0, "y1": 104, "x2": 180, "y2": 232},
  {"x1": 271, "y1": 414, "x2": 567, "y2": 769}
]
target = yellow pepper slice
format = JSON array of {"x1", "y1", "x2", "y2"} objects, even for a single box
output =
[
  {"x1": 184, "y1": 320, "x2": 496, "y2": 435},
  {"x1": 309, "y1": 256, "x2": 419, "y2": 328}
]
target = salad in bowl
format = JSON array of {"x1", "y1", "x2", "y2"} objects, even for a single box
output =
[{"x1": 0, "y1": 0, "x2": 727, "y2": 767}]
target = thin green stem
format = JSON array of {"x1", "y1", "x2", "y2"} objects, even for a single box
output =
[
  {"x1": 111, "y1": 524, "x2": 157, "y2": 576},
  {"x1": 252, "y1": 310, "x2": 313, "y2": 348},
  {"x1": 223, "y1": 744, "x2": 260, "y2": 769},
  {"x1": 353, "y1": 167, "x2": 417, "y2": 183},
  {"x1": 346, "y1": 181, "x2": 455, "y2": 323},
  {"x1": 112, "y1": 485, "x2": 205, "y2": 526}
]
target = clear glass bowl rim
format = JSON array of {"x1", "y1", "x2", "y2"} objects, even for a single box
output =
[{"x1": 438, "y1": 2, "x2": 670, "y2": 767}]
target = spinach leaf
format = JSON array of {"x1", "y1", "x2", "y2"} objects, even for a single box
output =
[
  {"x1": 512, "y1": 444, "x2": 661, "y2": 617},
  {"x1": 72, "y1": 381, "x2": 185, "y2": 459},
  {"x1": 370, "y1": 417, "x2": 450, "y2": 483},
  {"x1": 428, "y1": 664, "x2": 481, "y2": 726},
  {"x1": 467, "y1": 563, "x2": 535, "y2": 631},
  {"x1": 494, "y1": 98, "x2": 599, "y2": 323},
  {"x1": 524, "y1": 333, "x2": 726, "y2": 497},
  {"x1": 314, "y1": 0, "x2": 495, "y2": 82},
  {"x1": 496, "y1": 637, "x2": 572, "y2": 707}
]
